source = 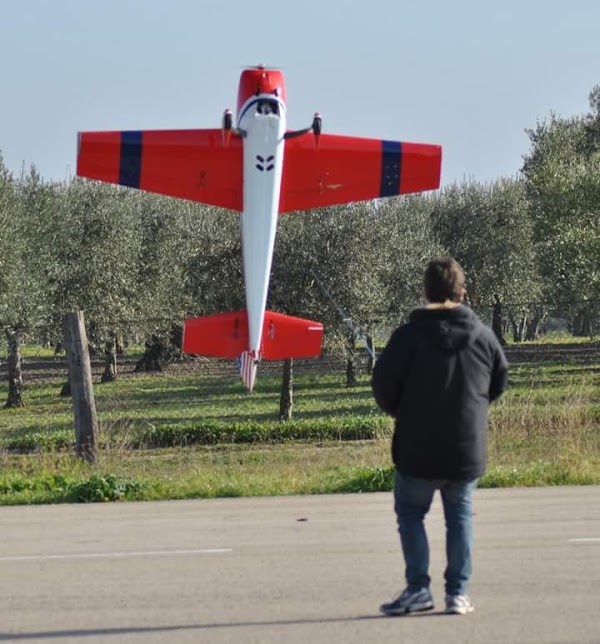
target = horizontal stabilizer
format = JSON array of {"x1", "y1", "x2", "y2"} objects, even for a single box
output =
[
  {"x1": 183, "y1": 311, "x2": 248, "y2": 358},
  {"x1": 182, "y1": 310, "x2": 323, "y2": 360},
  {"x1": 261, "y1": 310, "x2": 323, "y2": 360}
]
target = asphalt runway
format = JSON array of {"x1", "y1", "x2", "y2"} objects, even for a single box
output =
[{"x1": 1, "y1": 486, "x2": 599, "y2": 643}]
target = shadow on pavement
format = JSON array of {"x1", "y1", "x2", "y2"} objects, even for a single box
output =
[{"x1": 0, "y1": 611, "x2": 451, "y2": 640}]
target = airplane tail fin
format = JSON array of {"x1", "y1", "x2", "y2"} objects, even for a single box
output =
[
  {"x1": 237, "y1": 350, "x2": 258, "y2": 392},
  {"x1": 182, "y1": 310, "x2": 324, "y2": 391}
]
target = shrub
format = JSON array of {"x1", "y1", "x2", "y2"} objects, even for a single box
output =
[
  {"x1": 0, "y1": 473, "x2": 146, "y2": 503},
  {"x1": 326, "y1": 466, "x2": 395, "y2": 493},
  {"x1": 4, "y1": 430, "x2": 74, "y2": 452},
  {"x1": 67, "y1": 475, "x2": 145, "y2": 502},
  {"x1": 137, "y1": 416, "x2": 388, "y2": 448}
]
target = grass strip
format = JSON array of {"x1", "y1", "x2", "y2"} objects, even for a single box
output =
[
  {"x1": 1, "y1": 416, "x2": 390, "y2": 452},
  {"x1": 1, "y1": 446, "x2": 598, "y2": 505}
]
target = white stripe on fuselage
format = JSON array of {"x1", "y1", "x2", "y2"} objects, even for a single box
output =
[{"x1": 239, "y1": 95, "x2": 286, "y2": 358}]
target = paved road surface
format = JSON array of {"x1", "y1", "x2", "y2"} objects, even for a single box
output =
[{"x1": 1, "y1": 486, "x2": 599, "y2": 643}]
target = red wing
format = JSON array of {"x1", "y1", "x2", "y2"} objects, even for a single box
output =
[
  {"x1": 280, "y1": 135, "x2": 441, "y2": 213},
  {"x1": 77, "y1": 129, "x2": 243, "y2": 211}
]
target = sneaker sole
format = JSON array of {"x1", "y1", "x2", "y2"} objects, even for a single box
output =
[
  {"x1": 445, "y1": 605, "x2": 474, "y2": 615},
  {"x1": 381, "y1": 603, "x2": 435, "y2": 616}
]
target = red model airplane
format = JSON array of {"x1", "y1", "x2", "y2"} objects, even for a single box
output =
[{"x1": 77, "y1": 66, "x2": 442, "y2": 391}]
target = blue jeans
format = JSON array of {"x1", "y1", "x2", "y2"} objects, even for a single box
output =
[{"x1": 394, "y1": 472, "x2": 478, "y2": 596}]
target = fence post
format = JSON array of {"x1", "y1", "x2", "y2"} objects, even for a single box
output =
[{"x1": 62, "y1": 311, "x2": 98, "y2": 463}]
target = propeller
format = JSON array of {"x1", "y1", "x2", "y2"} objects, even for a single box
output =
[{"x1": 239, "y1": 63, "x2": 283, "y2": 71}]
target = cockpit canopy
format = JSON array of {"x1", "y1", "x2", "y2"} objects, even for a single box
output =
[{"x1": 256, "y1": 100, "x2": 280, "y2": 116}]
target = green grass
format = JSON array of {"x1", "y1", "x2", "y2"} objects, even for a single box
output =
[
  {"x1": 0, "y1": 345, "x2": 599, "y2": 504},
  {"x1": 0, "y1": 370, "x2": 386, "y2": 446},
  {"x1": 513, "y1": 331, "x2": 597, "y2": 345}
]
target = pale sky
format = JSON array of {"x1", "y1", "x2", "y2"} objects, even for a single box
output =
[{"x1": 1, "y1": 0, "x2": 598, "y2": 186}]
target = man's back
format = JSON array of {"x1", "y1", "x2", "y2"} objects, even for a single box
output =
[{"x1": 372, "y1": 304, "x2": 508, "y2": 479}]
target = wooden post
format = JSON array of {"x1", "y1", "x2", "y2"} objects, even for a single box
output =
[{"x1": 62, "y1": 311, "x2": 98, "y2": 463}]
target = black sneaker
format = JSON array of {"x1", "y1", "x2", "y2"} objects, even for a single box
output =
[{"x1": 380, "y1": 588, "x2": 434, "y2": 615}]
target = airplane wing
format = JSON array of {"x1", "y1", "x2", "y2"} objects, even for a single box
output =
[
  {"x1": 77, "y1": 129, "x2": 243, "y2": 211},
  {"x1": 280, "y1": 135, "x2": 441, "y2": 213}
]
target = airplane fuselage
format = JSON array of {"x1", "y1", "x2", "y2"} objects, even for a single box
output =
[{"x1": 236, "y1": 69, "x2": 287, "y2": 359}]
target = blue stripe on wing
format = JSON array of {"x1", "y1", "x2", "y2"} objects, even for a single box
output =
[
  {"x1": 120, "y1": 131, "x2": 143, "y2": 188},
  {"x1": 380, "y1": 140, "x2": 402, "y2": 197}
]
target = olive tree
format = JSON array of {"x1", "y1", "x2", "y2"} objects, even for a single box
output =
[
  {"x1": 45, "y1": 180, "x2": 142, "y2": 382},
  {"x1": 431, "y1": 178, "x2": 541, "y2": 341},
  {"x1": 0, "y1": 157, "x2": 25, "y2": 407},
  {"x1": 522, "y1": 88, "x2": 600, "y2": 336},
  {"x1": 0, "y1": 164, "x2": 58, "y2": 407}
]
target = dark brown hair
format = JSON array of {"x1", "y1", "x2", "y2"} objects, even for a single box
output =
[{"x1": 424, "y1": 257, "x2": 466, "y2": 303}]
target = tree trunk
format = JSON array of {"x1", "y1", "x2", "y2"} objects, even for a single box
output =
[
  {"x1": 582, "y1": 310, "x2": 594, "y2": 339},
  {"x1": 134, "y1": 326, "x2": 182, "y2": 372},
  {"x1": 508, "y1": 312, "x2": 516, "y2": 342},
  {"x1": 492, "y1": 297, "x2": 507, "y2": 346},
  {"x1": 525, "y1": 307, "x2": 547, "y2": 341},
  {"x1": 572, "y1": 310, "x2": 589, "y2": 337},
  {"x1": 366, "y1": 334, "x2": 375, "y2": 375},
  {"x1": 518, "y1": 315, "x2": 527, "y2": 341},
  {"x1": 509, "y1": 312, "x2": 527, "y2": 343},
  {"x1": 101, "y1": 336, "x2": 118, "y2": 383},
  {"x1": 116, "y1": 332, "x2": 125, "y2": 355},
  {"x1": 346, "y1": 332, "x2": 357, "y2": 387},
  {"x1": 279, "y1": 358, "x2": 293, "y2": 421},
  {"x1": 5, "y1": 328, "x2": 24, "y2": 408},
  {"x1": 134, "y1": 336, "x2": 167, "y2": 372}
]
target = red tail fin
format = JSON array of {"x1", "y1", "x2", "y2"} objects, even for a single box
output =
[{"x1": 182, "y1": 310, "x2": 323, "y2": 360}]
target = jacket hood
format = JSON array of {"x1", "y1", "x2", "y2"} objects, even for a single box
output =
[{"x1": 409, "y1": 305, "x2": 479, "y2": 352}]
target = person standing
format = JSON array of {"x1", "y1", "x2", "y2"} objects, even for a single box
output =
[{"x1": 372, "y1": 257, "x2": 508, "y2": 615}]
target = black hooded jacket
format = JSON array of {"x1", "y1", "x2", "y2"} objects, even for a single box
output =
[{"x1": 372, "y1": 305, "x2": 508, "y2": 480}]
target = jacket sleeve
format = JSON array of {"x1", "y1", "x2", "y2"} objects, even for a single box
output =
[
  {"x1": 489, "y1": 342, "x2": 509, "y2": 402},
  {"x1": 372, "y1": 325, "x2": 415, "y2": 416}
]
